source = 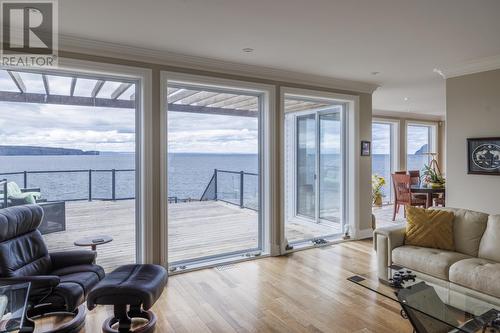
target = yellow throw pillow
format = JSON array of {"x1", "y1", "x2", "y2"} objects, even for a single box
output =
[{"x1": 405, "y1": 206, "x2": 455, "y2": 251}]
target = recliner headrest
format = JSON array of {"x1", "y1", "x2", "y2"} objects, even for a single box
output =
[{"x1": 0, "y1": 205, "x2": 44, "y2": 242}]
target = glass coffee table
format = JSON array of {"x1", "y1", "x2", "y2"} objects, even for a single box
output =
[
  {"x1": 0, "y1": 283, "x2": 31, "y2": 332},
  {"x1": 348, "y1": 265, "x2": 500, "y2": 333}
]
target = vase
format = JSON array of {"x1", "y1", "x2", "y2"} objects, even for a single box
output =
[{"x1": 373, "y1": 196, "x2": 383, "y2": 207}]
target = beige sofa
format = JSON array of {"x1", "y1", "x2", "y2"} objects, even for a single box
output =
[{"x1": 374, "y1": 207, "x2": 500, "y2": 308}]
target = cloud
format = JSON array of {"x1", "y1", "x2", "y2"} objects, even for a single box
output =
[
  {"x1": 0, "y1": 102, "x2": 259, "y2": 153},
  {"x1": 0, "y1": 101, "x2": 136, "y2": 151}
]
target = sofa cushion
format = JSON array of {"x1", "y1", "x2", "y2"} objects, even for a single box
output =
[
  {"x1": 392, "y1": 246, "x2": 471, "y2": 280},
  {"x1": 435, "y1": 208, "x2": 488, "y2": 256},
  {"x1": 405, "y1": 206, "x2": 455, "y2": 251},
  {"x1": 478, "y1": 215, "x2": 500, "y2": 262},
  {"x1": 449, "y1": 258, "x2": 500, "y2": 298}
]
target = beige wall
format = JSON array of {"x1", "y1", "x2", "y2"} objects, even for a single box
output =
[
  {"x1": 58, "y1": 50, "x2": 374, "y2": 262},
  {"x1": 446, "y1": 69, "x2": 500, "y2": 214}
]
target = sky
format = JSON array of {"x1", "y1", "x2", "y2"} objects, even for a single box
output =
[
  {"x1": 0, "y1": 70, "x2": 261, "y2": 153},
  {"x1": 0, "y1": 101, "x2": 261, "y2": 153},
  {"x1": 372, "y1": 123, "x2": 429, "y2": 155},
  {"x1": 0, "y1": 101, "x2": 428, "y2": 154},
  {"x1": 0, "y1": 70, "x2": 427, "y2": 155}
]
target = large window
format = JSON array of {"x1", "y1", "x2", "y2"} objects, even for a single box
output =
[
  {"x1": 407, "y1": 123, "x2": 437, "y2": 172},
  {"x1": 372, "y1": 121, "x2": 398, "y2": 203},
  {"x1": 164, "y1": 74, "x2": 269, "y2": 270},
  {"x1": 0, "y1": 67, "x2": 141, "y2": 272},
  {"x1": 284, "y1": 94, "x2": 346, "y2": 245}
]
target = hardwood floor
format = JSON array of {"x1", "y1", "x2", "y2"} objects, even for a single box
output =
[{"x1": 59, "y1": 240, "x2": 411, "y2": 333}]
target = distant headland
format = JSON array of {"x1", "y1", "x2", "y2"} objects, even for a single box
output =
[{"x1": 0, "y1": 145, "x2": 100, "y2": 156}]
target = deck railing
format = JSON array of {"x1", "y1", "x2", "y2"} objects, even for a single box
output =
[
  {"x1": 0, "y1": 169, "x2": 259, "y2": 209},
  {"x1": 200, "y1": 169, "x2": 259, "y2": 211},
  {"x1": 0, "y1": 169, "x2": 135, "y2": 202}
]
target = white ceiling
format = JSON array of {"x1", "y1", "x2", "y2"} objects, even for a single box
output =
[{"x1": 59, "y1": 0, "x2": 500, "y2": 116}]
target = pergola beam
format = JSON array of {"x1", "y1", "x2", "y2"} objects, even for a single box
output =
[
  {"x1": 7, "y1": 70, "x2": 26, "y2": 93},
  {"x1": 91, "y1": 80, "x2": 105, "y2": 98},
  {"x1": 0, "y1": 91, "x2": 134, "y2": 109},
  {"x1": 167, "y1": 89, "x2": 200, "y2": 103},
  {"x1": 167, "y1": 103, "x2": 257, "y2": 118},
  {"x1": 111, "y1": 83, "x2": 132, "y2": 100},
  {"x1": 42, "y1": 74, "x2": 50, "y2": 95}
]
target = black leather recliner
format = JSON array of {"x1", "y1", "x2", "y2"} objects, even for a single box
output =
[{"x1": 0, "y1": 204, "x2": 105, "y2": 333}]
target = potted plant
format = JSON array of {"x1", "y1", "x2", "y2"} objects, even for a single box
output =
[
  {"x1": 422, "y1": 164, "x2": 445, "y2": 188},
  {"x1": 372, "y1": 174, "x2": 386, "y2": 207}
]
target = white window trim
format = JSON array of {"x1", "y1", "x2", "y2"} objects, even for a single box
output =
[
  {"x1": 160, "y1": 71, "x2": 276, "y2": 267},
  {"x1": 280, "y1": 87, "x2": 360, "y2": 250},
  {"x1": 55, "y1": 57, "x2": 154, "y2": 264}
]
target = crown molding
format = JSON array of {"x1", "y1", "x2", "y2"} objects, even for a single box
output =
[
  {"x1": 373, "y1": 109, "x2": 444, "y2": 121},
  {"x1": 437, "y1": 54, "x2": 500, "y2": 79},
  {"x1": 59, "y1": 34, "x2": 378, "y2": 94}
]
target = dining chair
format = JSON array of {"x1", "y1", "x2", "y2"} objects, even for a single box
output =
[
  {"x1": 434, "y1": 194, "x2": 446, "y2": 207},
  {"x1": 391, "y1": 173, "x2": 427, "y2": 221},
  {"x1": 408, "y1": 170, "x2": 428, "y2": 202},
  {"x1": 408, "y1": 170, "x2": 420, "y2": 185}
]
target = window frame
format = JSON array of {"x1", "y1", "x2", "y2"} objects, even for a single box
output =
[{"x1": 160, "y1": 71, "x2": 276, "y2": 270}]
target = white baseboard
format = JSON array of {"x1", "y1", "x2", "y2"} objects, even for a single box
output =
[{"x1": 353, "y1": 228, "x2": 373, "y2": 240}]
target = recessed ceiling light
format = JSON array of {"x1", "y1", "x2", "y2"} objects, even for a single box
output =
[
  {"x1": 242, "y1": 48, "x2": 254, "y2": 53},
  {"x1": 371, "y1": 71, "x2": 380, "y2": 75},
  {"x1": 404, "y1": 97, "x2": 409, "y2": 101}
]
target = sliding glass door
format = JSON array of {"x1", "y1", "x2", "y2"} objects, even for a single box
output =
[
  {"x1": 319, "y1": 112, "x2": 342, "y2": 222},
  {"x1": 285, "y1": 95, "x2": 345, "y2": 245},
  {"x1": 296, "y1": 114, "x2": 316, "y2": 219}
]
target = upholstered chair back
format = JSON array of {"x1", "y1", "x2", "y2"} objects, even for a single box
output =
[{"x1": 0, "y1": 205, "x2": 51, "y2": 277}]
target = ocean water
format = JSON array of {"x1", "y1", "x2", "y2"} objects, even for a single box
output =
[
  {"x1": 0, "y1": 153, "x2": 258, "y2": 204},
  {"x1": 0, "y1": 153, "x2": 427, "y2": 204}
]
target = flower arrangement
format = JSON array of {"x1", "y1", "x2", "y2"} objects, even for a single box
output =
[
  {"x1": 372, "y1": 174, "x2": 386, "y2": 207},
  {"x1": 422, "y1": 164, "x2": 445, "y2": 188}
]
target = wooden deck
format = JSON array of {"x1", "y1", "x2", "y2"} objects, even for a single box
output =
[{"x1": 42, "y1": 199, "x2": 343, "y2": 272}]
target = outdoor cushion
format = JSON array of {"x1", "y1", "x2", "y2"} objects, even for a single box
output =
[
  {"x1": 392, "y1": 245, "x2": 471, "y2": 280},
  {"x1": 6, "y1": 182, "x2": 41, "y2": 204},
  {"x1": 478, "y1": 214, "x2": 500, "y2": 262},
  {"x1": 449, "y1": 258, "x2": 500, "y2": 298}
]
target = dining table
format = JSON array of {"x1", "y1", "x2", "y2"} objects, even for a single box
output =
[{"x1": 410, "y1": 184, "x2": 445, "y2": 208}]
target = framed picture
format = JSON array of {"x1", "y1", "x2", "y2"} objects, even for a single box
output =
[
  {"x1": 467, "y1": 137, "x2": 500, "y2": 175},
  {"x1": 361, "y1": 140, "x2": 371, "y2": 156}
]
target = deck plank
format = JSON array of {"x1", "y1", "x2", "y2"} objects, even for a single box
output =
[{"x1": 43, "y1": 200, "x2": 342, "y2": 271}]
